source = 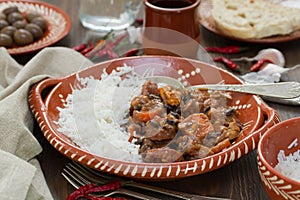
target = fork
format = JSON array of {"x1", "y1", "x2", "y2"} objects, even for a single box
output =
[
  {"x1": 62, "y1": 162, "x2": 159, "y2": 200},
  {"x1": 146, "y1": 76, "x2": 300, "y2": 99},
  {"x1": 62, "y1": 162, "x2": 232, "y2": 200}
]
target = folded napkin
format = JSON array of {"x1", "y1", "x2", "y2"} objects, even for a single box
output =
[{"x1": 0, "y1": 47, "x2": 93, "y2": 200}]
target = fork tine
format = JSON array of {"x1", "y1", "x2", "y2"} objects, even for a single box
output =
[
  {"x1": 61, "y1": 170, "x2": 82, "y2": 189},
  {"x1": 141, "y1": 67, "x2": 155, "y2": 78},
  {"x1": 62, "y1": 162, "x2": 162, "y2": 200},
  {"x1": 64, "y1": 164, "x2": 95, "y2": 185},
  {"x1": 67, "y1": 162, "x2": 109, "y2": 184},
  {"x1": 62, "y1": 168, "x2": 123, "y2": 199},
  {"x1": 71, "y1": 161, "x2": 115, "y2": 182}
]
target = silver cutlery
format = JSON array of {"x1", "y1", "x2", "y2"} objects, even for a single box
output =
[
  {"x1": 146, "y1": 76, "x2": 300, "y2": 99},
  {"x1": 62, "y1": 162, "x2": 232, "y2": 200},
  {"x1": 62, "y1": 162, "x2": 158, "y2": 200}
]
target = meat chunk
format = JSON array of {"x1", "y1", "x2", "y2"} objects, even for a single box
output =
[
  {"x1": 130, "y1": 96, "x2": 166, "y2": 123},
  {"x1": 159, "y1": 85, "x2": 183, "y2": 107},
  {"x1": 126, "y1": 81, "x2": 243, "y2": 163},
  {"x1": 178, "y1": 113, "x2": 214, "y2": 141},
  {"x1": 145, "y1": 113, "x2": 179, "y2": 141},
  {"x1": 190, "y1": 89, "x2": 211, "y2": 113},
  {"x1": 141, "y1": 80, "x2": 159, "y2": 96},
  {"x1": 181, "y1": 95, "x2": 200, "y2": 118}
]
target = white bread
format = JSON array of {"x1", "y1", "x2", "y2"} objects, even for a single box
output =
[{"x1": 211, "y1": 0, "x2": 300, "y2": 39}]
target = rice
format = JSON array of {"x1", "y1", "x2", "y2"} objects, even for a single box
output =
[
  {"x1": 55, "y1": 65, "x2": 146, "y2": 162},
  {"x1": 274, "y1": 139, "x2": 300, "y2": 182}
]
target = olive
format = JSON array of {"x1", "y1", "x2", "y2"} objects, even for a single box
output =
[
  {"x1": 0, "y1": 19, "x2": 8, "y2": 30},
  {"x1": 2, "y1": 6, "x2": 19, "y2": 16},
  {"x1": 7, "y1": 12, "x2": 23, "y2": 24},
  {"x1": 25, "y1": 12, "x2": 41, "y2": 22},
  {"x1": 12, "y1": 20, "x2": 27, "y2": 29},
  {"x1": 0, "y1": 13, "x2": 6, "y2": 20},
  {"x1": 0, "y1": 33, "x2": 13, "y2": 47},
  {"x1": 1, "y1": 26, "x2": 17, "y2": 37},
  {"x1": 0, "y1": 7, "x2": 46, "y2": 47},
  {"x1": 31, "y1": 17, "x2": 47, "y2": 31},
  {"x1": 13, "y1": 29, "x2": 34, "y2": 46},
  {"x1": 25, "y1": 23, "x2": 43, "y2": 40}
]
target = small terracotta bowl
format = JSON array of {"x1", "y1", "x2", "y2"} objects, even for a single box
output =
[{"x1": 257, "y1": 117, "x2": 300, "y2": 200}]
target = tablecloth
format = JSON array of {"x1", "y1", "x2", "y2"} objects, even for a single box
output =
[{"x1": 0, "y1": 47, "x2": 93, "y2": 200}]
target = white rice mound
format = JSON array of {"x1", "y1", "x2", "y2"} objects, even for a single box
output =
[
  {"x1": 274, "y1": 139, "x2": 300, "y2": 182},
  {"x1": 55, "y1": 65, "x2": 145, "y2": 162}
]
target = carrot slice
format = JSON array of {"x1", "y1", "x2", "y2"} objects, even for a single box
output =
[{"x1": 210, "y1": 138, "x2": 231, "y2": 154}]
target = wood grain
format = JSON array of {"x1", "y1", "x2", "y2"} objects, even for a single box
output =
[{"x1": 21, "y1": 0, "x2": 300, "y2": 199}]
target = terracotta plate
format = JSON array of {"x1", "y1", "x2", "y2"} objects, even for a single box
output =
[
  {"x1": 0, "y1": 0, "x2": 71, "y2": 55},
  {"x1": 29, "y1": 56, "x2": 280, "y2": 180},
  {"x1": 199, "y1": 0, "x2": 300, "y2": 43}
]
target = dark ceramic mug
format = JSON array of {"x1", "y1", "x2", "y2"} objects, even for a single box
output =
[{"x1": 142, "y1": 0, "x2": 201, "y2": 58}]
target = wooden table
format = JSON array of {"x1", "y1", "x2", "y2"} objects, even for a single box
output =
[{"x1": 14, "y1": 0, "x2": 300, "y2": 199}]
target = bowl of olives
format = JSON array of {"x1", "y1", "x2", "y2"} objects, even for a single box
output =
[{"x1": 0, "y1": 1, "x2": 71, "y2": 54}]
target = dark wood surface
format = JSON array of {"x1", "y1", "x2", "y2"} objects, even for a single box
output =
[{"x1": 15, "y1": 0, "x2": 300, "y2": 199}]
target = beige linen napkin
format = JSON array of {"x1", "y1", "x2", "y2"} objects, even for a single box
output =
[{"x1": 0, "y1": 47, "x2": 93, "y2": 200}]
